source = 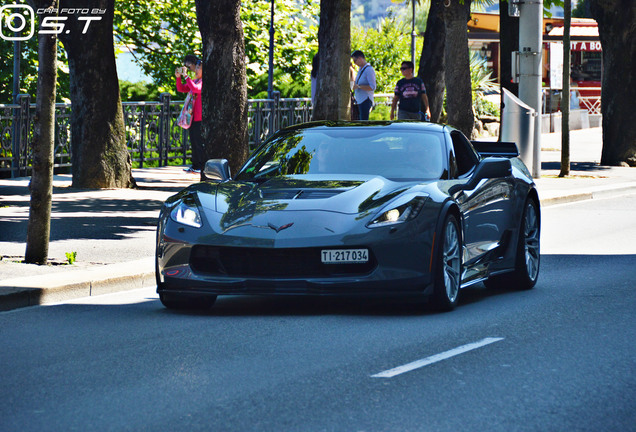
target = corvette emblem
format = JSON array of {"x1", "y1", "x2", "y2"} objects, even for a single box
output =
[{"x1": 268, "y1": 222, "x2": 294, "y2": 233}]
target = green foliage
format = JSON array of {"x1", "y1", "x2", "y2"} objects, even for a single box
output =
[
  {"x1": 113, "y1": 0, "x2": 202, "y2": 95},
  {"x1": 351, "y1": 18, "x2": 422, "y2": 95},
  {"x1": 572, "y1": 0, "x2": 591, "y2": 18},
  {"x1": 242, "y1": 0, "x2": 319, "y2": 97},
  {"x1": 113, "y1": 0, "x2": 319, "y2": 99},
  {"x1": 0, "y1": 32, "x2": 70, "y2": 104},
  {"x1": 470, "y1": 52, "x2": 500, "y2": 117},
  {"x1": 65, "y1": 251, "x2": 77, "y2": 265},
  {"x1": 474, "y1": 97, "x2": 500, "y2": 117},
  {"x1": 369, "y1": 104, "x2": 391, "y2": 121},
  {"x1": 119, "y1": 80, "x2": 160, "y2": 102}
]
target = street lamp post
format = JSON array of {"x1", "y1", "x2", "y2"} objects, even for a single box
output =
[
  {"x1": 411, "y1": 0, "x2": 416, "y2": 64},
  {"x1": 267, "y1": 0, "x2": 274, "y2": 98},
  {"x1": 12, "y1": 21, "x2": 21, "y2": 178}
]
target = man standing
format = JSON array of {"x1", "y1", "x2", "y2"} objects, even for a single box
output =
[
  {"x1": 351, "y1": 50, "x2": 376, "y2": 121},
  {"x1": 390, "y1": 61, "x2": 431, "y2": 121}
]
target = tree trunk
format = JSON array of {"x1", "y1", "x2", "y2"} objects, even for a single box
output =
[
  {"x1": 195, "y1": 0, "x2": 249, "y2": 175},
  {"x1": 443, "y1": 0, "x2": 474, "y2": 137},
  {"x1": 58, "y1": 0, "x2": 134, "y2": 189},
  {"x1": 418, "y1": 0, "x2": 446, "y2": 123},
  {"x1": 24, "y1": 4, "x2": 57, "y2": 265},
  {"x1": 590, "y1": 0, "x2": 636, "y2": 166},
  {"x1": 559, "y1": 0, "x2": 571, "y2": 177},
  {"x1": 313, "y1": 0, "x2": 351, "y2": 121}
]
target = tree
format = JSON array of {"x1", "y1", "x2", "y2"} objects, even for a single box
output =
[
  {"x1": 590, "y1": 0, "x2": 636, "y2": 166},
  {"x1": 113, "y1": 0, "x2": 319, "y2": 99},
  {"x1": 418, "y1": 0, "x2": 446, "y2": 122},
  {"x1": 194, "y1": 0, "x2": 249, "y2": 175},
  {"x1": 444, "y1": 0, "x2": 474, "y2": 137},
  {"x1": 559, "y1": 0, "x2": 572, "y2": 177},
  {"x1": 24, "y1": 2, "x2": 58, "y2": 265},
  {"x1": 58, "y1": 0, "x2": 134, "y2": 188},
  {"x1": 313, "y1": 0, "x2": 351, "y2": 121}
]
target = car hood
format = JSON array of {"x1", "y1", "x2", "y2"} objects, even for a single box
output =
[
  {"x1": 165, "y1": 175, "x2": 437, "y2": 244},
  {"x1": 205, "y1": 175, "x2": 421, "y2": 215}
]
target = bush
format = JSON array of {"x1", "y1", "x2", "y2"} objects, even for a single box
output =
[{"x1": 119, "y1": 80, "x2": 161, "y2": 102}]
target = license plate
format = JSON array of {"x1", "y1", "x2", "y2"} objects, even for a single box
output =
[{"x1": 321, "y1": 249, "x2": 369, "y2": 264}]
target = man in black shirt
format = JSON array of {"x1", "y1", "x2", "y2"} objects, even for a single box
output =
[{"x1": 390, "y1": 61, "x2": 431, "y2": 121}]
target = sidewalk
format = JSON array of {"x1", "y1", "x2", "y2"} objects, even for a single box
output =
[{"x1": 1, "y1": 127, "x2": 635, "y2": 311}]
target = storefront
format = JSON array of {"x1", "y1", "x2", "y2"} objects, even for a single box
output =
[{"x1": 468, "y1": 14, "x2": 602, "y2": 114}]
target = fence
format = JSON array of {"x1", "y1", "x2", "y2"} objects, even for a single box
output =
[{"x1": 0, "y1": 92, "x2": 313, "y2": 178}]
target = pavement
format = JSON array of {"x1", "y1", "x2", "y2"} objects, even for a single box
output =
[{"x1": 1, "y1": 127, "x2": 635, "y2": 311}]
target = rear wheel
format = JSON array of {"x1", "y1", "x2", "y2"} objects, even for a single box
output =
[
  {"x1": 485, "y1": 198, "x2": 540, "y2": 290},
  {"x1": 159, "y1": 292, "x2": 217, "y2": 311},
  {"x1": 430, "y1": 213, "x2": 462, "y2": 311}
]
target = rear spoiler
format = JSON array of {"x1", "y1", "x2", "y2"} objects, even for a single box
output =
[{"x1": 471, "y1": 141, "x2": 519, "y2": 158}]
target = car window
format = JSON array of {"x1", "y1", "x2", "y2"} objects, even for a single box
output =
[
  {"x1": 450, "y1": 130, "x2": 479, "y2": 177},
  {"x1": 237, "y1": 128, "x2": 446, "y2": 181}
]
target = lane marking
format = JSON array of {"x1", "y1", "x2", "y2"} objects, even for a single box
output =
[{"x1": 371, "y1": 337, "x2": 505, "y2": 378}]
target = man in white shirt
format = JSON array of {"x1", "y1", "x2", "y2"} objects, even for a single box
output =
[{"x1": 351, "y1": 50, "x2": 377, "y2": 120}]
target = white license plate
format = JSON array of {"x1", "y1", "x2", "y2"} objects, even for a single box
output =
[{"x1": 321, "y1": 249, "x2": 369, "y2": 264}]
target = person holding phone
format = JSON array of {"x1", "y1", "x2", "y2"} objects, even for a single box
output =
[{"x1": 176, "y1": 54, "x2": 204, "y2": 173}]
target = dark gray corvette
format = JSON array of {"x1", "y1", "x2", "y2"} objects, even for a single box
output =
[{"x1": 156, "y1": 121, "x2": 540, "y2": 311}]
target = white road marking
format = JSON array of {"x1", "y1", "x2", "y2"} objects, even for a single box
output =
[{"x1": 371, "y1": 337, "x2": 505, "y2": 378}]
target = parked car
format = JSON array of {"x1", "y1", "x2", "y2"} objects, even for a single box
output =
[{"x1": 156, "y1": 121, "x2": 540, "y2": 311}]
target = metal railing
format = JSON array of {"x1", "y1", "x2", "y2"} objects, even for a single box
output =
[{"x1": 0, "y1": 92, "x2": 313, "y2": 178}]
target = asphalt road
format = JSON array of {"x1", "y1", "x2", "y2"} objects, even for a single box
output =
[{"x1": 1, "y1": 194, "x2": 635, "y2": 432}]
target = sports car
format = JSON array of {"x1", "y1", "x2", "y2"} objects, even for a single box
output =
[{"x1": 156, "y1": 121, "x2": 540, "y2": 311}]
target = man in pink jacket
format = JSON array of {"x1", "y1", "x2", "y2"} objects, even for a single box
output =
[{"x1": 176, "y1": 54, "x2": 204, "y2": 173}]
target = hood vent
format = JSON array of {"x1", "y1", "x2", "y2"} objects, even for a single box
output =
[{"x1": 260, "y1": 189, "x2": 345, "y2": 200}]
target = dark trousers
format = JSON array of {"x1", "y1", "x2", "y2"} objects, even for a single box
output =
[
  {"x1": 188, "y1": 121, "x2": 205, "y2": 170},
  {"x1": 358, "y1": 98, "x2": 373, "y2": 120}
]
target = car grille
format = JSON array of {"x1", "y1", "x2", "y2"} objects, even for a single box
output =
[{"x1": 190, "y1": 246, "x2": 376, "y2": 278}]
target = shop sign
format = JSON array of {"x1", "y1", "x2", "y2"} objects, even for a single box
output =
[{"x1": 570, "y1": 41, "x2": 602, "y2": 52}]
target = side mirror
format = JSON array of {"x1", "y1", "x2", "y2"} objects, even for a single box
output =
[
  {"x1": 449, "y1": 157, "x2": 511, "y2": 194},
  {"x1": 473, "y1": 157, "x2": 512, "y2": 181},
  {"x1": 203, "y1": 159, "x2": 231, "y2": 182}
]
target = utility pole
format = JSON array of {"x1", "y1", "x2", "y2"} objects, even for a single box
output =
[{"x1": 517, "y1": 0, "x2": 543, "y2": 178}]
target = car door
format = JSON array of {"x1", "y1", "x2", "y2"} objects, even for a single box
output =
[{"x1": 447, "y1": 131, "x2": 514, "y2": 284}]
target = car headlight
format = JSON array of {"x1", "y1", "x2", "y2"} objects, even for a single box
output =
[
  {"x1": 170, "y1": 200, "x2": 202, "y2": 228},
  {"x1": 367, "y1": 196, "x2": 428, "y2": 228}
]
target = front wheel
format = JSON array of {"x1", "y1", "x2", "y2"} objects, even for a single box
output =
[{"x1": 430, "y1": 213, "x2": 462, "y2": 311}]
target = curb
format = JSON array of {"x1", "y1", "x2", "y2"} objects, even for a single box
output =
[
  {"x1": 0, "y1": 258, "x2": 154, "y2": 312},
  {"x1": 540, "y1": 183, "x2": 636, "y2": 207}
]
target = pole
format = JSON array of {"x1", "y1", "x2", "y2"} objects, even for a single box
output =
[
  {"x1": 411, "y1": 0, "x2": 416, "y2": 64},
  {"x1": 11, "y1": 23, "x2": 22, "y2": 178},
  {"x1": 267, "y1": 0, "x2": 275, "y2": 98},
  {"x1": 518, "y1": 0, "x2": 543, "y2": 178}
]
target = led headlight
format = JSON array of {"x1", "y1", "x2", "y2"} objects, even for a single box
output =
[
  {"x1": 368, "y1": 195, "x2": 428, "y2": 228},
  {"x1": 170, "y1": 200, "x2": 202, "y2": 228}
]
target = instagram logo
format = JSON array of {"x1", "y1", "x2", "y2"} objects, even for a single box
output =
[{"x1": 0, "y1": 4, "x2": 35, "y2": 41}]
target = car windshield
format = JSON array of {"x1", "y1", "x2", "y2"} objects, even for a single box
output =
[{"x1": 236, "y1": 128, "x2": 445, "y2": 181}]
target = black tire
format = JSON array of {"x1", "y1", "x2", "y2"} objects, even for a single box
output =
[
  {"x1": 430, "y1": 213, "x2": 462, "y2": 311},
  {"x1": 485, "y1": 198, "x2": 540, "y2": 290},
  {"x1": 159, "y1": 292, "x2": 217, "y2": 311}
]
